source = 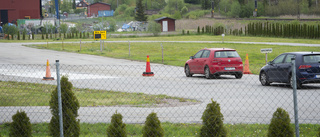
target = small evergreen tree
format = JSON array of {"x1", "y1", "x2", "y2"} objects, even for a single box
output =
[
  {"x1": 107, "y1": 112, "x2": 127, "y2": 137},
  {"x1": 200, "y1": 99, "x2": 227, "y2": 137},
  {"x1": 22, "y1": 29, "x2": 26, "y2": 40},
  {"x1": 267, "y1": 107, "x2": 293, "y2": 137},
  {"x1": 49, "y1": 76, "x2": 80, "y2": 137},
  {"x1": 17, "y1": 31, "x2": 20, "y2": 40},
  {"x1": 32, "y1": 32, "x2": 34, "y2": 40},
  {"x1": 197, "y1": 26, "x2": 200, "y2": 34},
  {"x1": 143, "y1": 112, "x2": 164, "y2": 137},
  {"x1": 42, "y1": 32, "x2": 44, "y2": 40},
  {"x1": 135, "y1": 0, "x2": 148, "y2": 21},
  {"x1": 9, "y1": 110, "x2": 32, "y2": 137}
]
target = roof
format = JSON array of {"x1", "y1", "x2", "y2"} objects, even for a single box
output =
[
  {"x1": 89, "y1": 2, "x2": 111, "y2": 6},
  {"x1": 284, "y1": 52, "x2": 320, "y2": 55},
  {"x1": 154, "y1": 17, "x2": 176, "y2": 21},
  {"x1": 204, "y1": 48, "x2": 236, "y2": 51}
]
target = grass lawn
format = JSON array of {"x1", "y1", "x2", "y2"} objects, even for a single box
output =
[
  {"x1": 0, "y1": 122, "x2": 319, "y2": 136},
  {"x1": 0, "y1": 81, "x2": 195, "y2": 107},
  {"x1": 25, "y1": 35, "x2": 320, "y2": 74}
]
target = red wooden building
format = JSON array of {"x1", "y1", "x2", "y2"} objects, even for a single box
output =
[
  {"x1": 87, "y1": 2, "x2": 111, "y2": 17},
  {"x1": 154, "y1": 17, "x2": 176, "y2": 32},
  {"x1": 0, "y1": 0, "x2": 42, "y2": 26}
]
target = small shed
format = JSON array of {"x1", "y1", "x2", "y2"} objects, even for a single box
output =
[
  {"x1": 87, "y1": 2, "x2": 111, "y2": 17},
  {"x1": 154, "y1": 17, "x2": 176, "y2": 32}
]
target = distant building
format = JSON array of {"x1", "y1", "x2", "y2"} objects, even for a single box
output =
[
  {"x1": 76, "y1": 0, "x2": 89, "y2": 9},
  {"x1": 0, "y1": 0, "x2": 42, "y2": 26},
  {"x1": 154, "y1": 17, "x2": 176, "y2": 32},
  {"x1": 87, "y1": 2, "x2": 111, "y2": 17}
]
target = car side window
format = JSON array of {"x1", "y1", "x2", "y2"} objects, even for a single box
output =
[
  {"x1": 201, "y1": 50, "x2": 210, "y2": 58},
  {"x1": 273, "y1": 54, "x2": 286, "y2": 64},
  {"x1": 284, "y1": 54, "x2": 296, "y2": 63},
  {"x1": 194, "y1": 50, "x2": 204, "y2": 58}
]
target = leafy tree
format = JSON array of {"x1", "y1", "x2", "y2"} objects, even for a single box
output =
[
  {"x1": 49, "y1": 76, "x2": 80, "y2": 137},
  {"x1": 200, "y1": 99, "x2": 227, "y2": 137},
  {"x1": 201, "y1": 0, "x2": 211, "y2": 10},
  {"x1": 2, "y1": 24, "x2": 18, "y2": 40},
  {"x1": 163, "y1": 0, "x2": 185, "y2": 14},
  {"x1": 185, "y1": 0, "x2": 200, "y2": 4},
  {"x1": 172, "y1": 10, "x2": 182, "y2": 19},
  {"x1": 230, "y1": 1, "x2": 241, "y2": 17},
  {"x1": 73, "y1": 0, "x2": 76, "y2": 9},
  {"x1": 9, "y1": 110, "x2": 32, "y2": 137},
  {"x1": 148, "y1": 21, "x2": 162, "y2": 36},
  {"x1": 143, "y1": 112, "x2": 164, "y2": 137},
  {"x1": 107, "y1": 112, "x2": 127, "y2": 137},
  {"x1": 267, "y1": 107, "x2": 293, "y2": 137},
  {"x1": 181, "y1": 6, "x2": 188, "y2": 14},
  {"x1": 135, "y1": 0, "x2": 148, "y2": 21}
]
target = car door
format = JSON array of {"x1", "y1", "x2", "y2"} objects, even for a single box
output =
[
  {"x1": 197, "y1": 50, "x2": 211, "y2": 74},
  {"x1": 267, "y1": 54, "x2": 286, "y2": 82},
  {"x1": 188, "y1": 50, "x2": 204, "y2": 73},
  {"x1": 276, "y1": 54, "x2": 296, "y2": 82}
]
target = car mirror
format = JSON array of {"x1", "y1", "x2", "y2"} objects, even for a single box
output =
[
  {"x1": 190, "y1": 56, "x2": 194, "y2": 59},
  {"x1": 267, "y1": 61, "x2": 273, "y2": 65}
]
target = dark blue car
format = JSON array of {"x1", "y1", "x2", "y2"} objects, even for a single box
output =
[{"x1": 259, "y1": 52, "x2": 320, "y2": 88}]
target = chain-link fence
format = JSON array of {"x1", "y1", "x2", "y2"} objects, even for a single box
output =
[{"x1": 1, "y1": 63, "x2": 320, "y2": 136}]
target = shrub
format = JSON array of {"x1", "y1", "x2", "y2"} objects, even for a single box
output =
[
  {"x1": 200, "y1": 99, "x2": 227, "y2": 137},
  {"x1": 9, "y1": 110, "x2": 32, "y2": 137},
  {"x1": 49, "y1": 76, "x2": 80, "y2": 137},
  {"x1": 318, "y1": 127, "x2": 320, "y2": 137},
  {"x1": 267, "y1": 107, "x2": 293, "y2": 137},
  {"x1": 143, "y1": 112, "x2": 164, "y2": 137},
  {"x1": 17, "y1": 31, "x2": 20, "y2": 40},
  {"x1": 107, "y1": 112, "x2": 127, "y2": 137},
  {"x1": 148, "y1": 21, "x2": 161, "y2": 36}
]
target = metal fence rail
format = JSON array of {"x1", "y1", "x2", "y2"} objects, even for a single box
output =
[{"x1": 0, "y1": 64, "x2": 320, "y2": 136}]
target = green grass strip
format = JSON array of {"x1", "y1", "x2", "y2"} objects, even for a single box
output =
[{"x1": 0, "y1": 81, "x2": 195, "y2": 107}]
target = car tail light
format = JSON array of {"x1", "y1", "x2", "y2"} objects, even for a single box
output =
[
  {"x1": 236, "y1": 59, "x2": 242, "y2": 63},
  {"x1": 298, "y1": 65, "x2": 311, "y2": 69}
]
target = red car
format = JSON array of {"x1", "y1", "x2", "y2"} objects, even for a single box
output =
[{"x1": 185, "y1": 48, "x2": 243, "y2": 79}]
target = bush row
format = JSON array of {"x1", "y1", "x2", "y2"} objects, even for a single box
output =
[{"x1": 245, "y1": 22, "x2": 320, "y2": 39}]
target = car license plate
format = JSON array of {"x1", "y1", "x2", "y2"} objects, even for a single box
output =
[
  {"x1": 316, "y1": 75, "x2": 320, "y2": 78},
  {"x1": 225, "y1": 67, "x2": 235, "y2": 70}
]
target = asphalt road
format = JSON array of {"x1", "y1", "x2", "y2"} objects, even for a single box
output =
[{"x1": 1, "y1": 42, "x2": 320, "y2": 124}]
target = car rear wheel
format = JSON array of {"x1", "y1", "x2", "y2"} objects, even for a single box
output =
[
  {"x1": 204, "y1": 67, "x2": 212, "y2": 79},
  {"x1": 185, "y1": 65, "x2": 193, "y2": 77},
  {"x1": 289, "y1": 75, "x2": 302, "y2": 89},
  {"x1": 235, "y1": 73, "x2": 243, "y2": 79},
  {"x1": 260, "y1": 72, "x2": 270, "y2": 86}
]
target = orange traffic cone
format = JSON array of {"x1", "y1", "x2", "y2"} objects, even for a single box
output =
[
  {"x1": 142, "y1": 55, "x2": 154, "y2": 76},
  {"x1": 43, "y1": 59, "x2": 54, "y2": 80},
  {"x1": 243, "y1": 54, "x2": 252, "y2": 74}
]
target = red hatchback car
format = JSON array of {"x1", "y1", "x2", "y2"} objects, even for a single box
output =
[{"x1": 185, "y1": 48, "x2": 243, "y2": 79}]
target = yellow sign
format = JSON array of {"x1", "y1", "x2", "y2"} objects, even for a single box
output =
[
  {"x1": 94, "y1": 31, "x2": 107, "y2": 40},
  {"x1": 212, "y1": 10, "x2": 214, "y2": 13},
  {"x1": 255, "y1": 8, "x2": 257, "y2": 11}
]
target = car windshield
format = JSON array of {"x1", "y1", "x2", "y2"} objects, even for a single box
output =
[
  {"x1": 215, "y1": 51, "x2": 240, "y2": 58},
  {"x1": 303, "y1": 55, "x2": 320, "y2": 63}
]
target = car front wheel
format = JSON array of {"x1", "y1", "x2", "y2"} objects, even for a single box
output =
[
  {"x1": 260, "y1": 72, "x2": 270, "y2": 86},
  {"x1": 185, "y1": 65, "x2": 193, "y2": 77}
]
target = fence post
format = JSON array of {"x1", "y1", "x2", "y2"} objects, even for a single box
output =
[
  {"x1": 129, "y1": 41, "x2": 130, "y2": 57},
  {"x1": 161, "y1": 43, "x2": 164, "y2": 63},
  {"x1": 55, "y1": 60, "x2": 64, "y2": 137},
  {"x1": 79, "y1": 40, "x2": 81, "y2": 51},
  {"x1": 291, "y1": 58, "x2": 299, "y2": 137}
]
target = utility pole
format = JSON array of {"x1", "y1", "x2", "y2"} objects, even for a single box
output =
[{"x1": 55, "y1": 0, "x2": 60, "y2": 26}]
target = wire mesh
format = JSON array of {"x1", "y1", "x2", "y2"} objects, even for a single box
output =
[{"x1": 0, "y1": 64, "x2": 320, "y2": 136}]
